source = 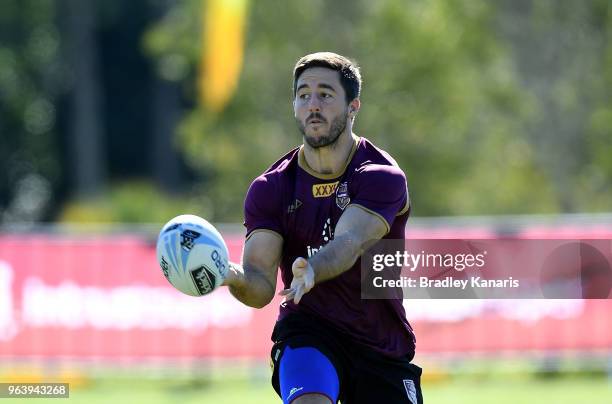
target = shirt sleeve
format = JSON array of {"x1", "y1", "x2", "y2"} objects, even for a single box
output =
[
  {"x1": 350, "y1": 164, "x2": 409, "y2": 231},
  {"x1": 244, "y1": 174, "x2": 283, "y2": 239}
]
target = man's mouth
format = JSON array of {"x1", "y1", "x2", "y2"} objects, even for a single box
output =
[{"x1": 308, "y1": 119, "x2": 325, "y2": 124}]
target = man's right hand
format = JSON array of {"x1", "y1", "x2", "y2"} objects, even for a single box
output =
[{"x1": 221, "y1": 262, "x2": 242, "y2": 287}]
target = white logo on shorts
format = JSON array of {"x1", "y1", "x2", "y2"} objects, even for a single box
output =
[
  {"x1": 288, "y1": 387, "x2": 304, "y2": 398},
  {"x1": 403, "y1": 379, "x2": 417, "y2": 404}
]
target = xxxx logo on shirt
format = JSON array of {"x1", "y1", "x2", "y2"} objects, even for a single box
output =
[{"x1": 312, "y1": 181, "x2": 339, "y2": 198}]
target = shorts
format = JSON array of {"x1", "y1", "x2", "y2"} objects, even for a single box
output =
[
  {"x1": 270, "y1": 312, "x2": 423, "y2": 403},
  {"x1": 278, "y1": 345, "x2": 340, "y2": 403}
]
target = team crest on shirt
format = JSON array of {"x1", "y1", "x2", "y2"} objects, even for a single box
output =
[{"x1": 335, "y1": 181, "x2": 350, "y2": 210}]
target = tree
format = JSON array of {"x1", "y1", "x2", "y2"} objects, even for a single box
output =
[
  {"x1": 146, "y1": 0, "x2": 549, "y2": 220},
  {"x1": 0, "y1": 0, "x2": 63, "y2": 222}
]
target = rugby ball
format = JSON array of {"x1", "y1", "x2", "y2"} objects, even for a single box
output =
[{"x1": 156, "y1": 214, "x2": 229, "y2": 296}]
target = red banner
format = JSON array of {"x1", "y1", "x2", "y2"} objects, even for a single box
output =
[
  {"x1": 0, "y1": 234, "x2": 278, "y2": 360},
  {"x1": 0, "y1": 232, "x2": 610, "y2": 360}
]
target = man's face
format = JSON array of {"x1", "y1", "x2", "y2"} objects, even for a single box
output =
[{"x1": 294, "y1": 67, "x2": 349, "y2": 148}]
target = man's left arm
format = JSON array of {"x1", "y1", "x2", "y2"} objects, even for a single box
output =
[{"x1": 279, "y1": 205, "x2": 388, "y2": 303}]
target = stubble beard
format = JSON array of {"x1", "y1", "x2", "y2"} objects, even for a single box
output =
[{"x1": 298, "y1": 110, "x2": 348, "y2": 149}]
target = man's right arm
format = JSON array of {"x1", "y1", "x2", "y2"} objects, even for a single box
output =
[{"x1": 222, "y1": 230, "x2": 283, "y2": 309}]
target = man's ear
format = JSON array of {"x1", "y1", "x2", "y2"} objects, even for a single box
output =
[{"x1": 349, "y1": 98, "x2": 361, "y2": 115}]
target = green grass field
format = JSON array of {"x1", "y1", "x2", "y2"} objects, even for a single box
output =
[{"x1": 2, "y1": 369, "x2": 611, "y2": 404}]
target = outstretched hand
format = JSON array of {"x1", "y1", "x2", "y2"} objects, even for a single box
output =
[{"x1": 279, "y1": 257, "x2": 315, "y2": 304}]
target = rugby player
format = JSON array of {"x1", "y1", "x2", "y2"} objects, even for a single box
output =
[{"x1": 223, "y1": 52, "x2": 422, "y2": 403}]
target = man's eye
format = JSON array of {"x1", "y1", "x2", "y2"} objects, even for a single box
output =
[
  {"x1": 321, "y1": 93, "x2": 332, "y2": 99},
  {"x1": 299, "y1": 93, "x2": 310, "y2": 100}
]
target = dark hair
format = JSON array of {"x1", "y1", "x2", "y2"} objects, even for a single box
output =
[{"x1": 293, "y1": 52, "x2": 362, "y2": 103}]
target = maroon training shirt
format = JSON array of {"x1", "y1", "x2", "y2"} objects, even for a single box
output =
[{"x1": 244, "y1": 136, "x2": 415, "y2": 357}]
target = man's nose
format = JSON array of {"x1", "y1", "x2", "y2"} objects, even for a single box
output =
[{"x1": 308, "y1": 95, "x2": 321, "y2": 112}]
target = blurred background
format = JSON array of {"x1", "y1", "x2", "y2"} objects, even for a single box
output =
[{"x1": 0, "y1": 0, "x2": 611, "y2": 403}]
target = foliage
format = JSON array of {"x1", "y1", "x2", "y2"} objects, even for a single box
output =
[
  {"x1": 148, "y1": 0, "x2": 557, "y2": 220},
  {"x1": 496, "y1": 0, "x2": 612, "y2": 212},
  {"x1": 145, "y1": 0, "x2": 612, "y2": 221},
  {"x1": 1, "y1": 0, "x2": 610, "y2": 223},
  {"x1": 0, "y1": 0, "x2": 64, "y2": 222},
  {"x1": 58, "y1": 180, "x2": 212, "y2": 224}
]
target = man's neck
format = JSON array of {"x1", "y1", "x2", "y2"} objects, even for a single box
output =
[{"x1": 303, "y1": 131, "x2": 357, "y2": 176}]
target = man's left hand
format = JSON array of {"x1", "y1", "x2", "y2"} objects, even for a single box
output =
[{"x1": 279, "y1": 257, "x2": 315, "y2": 304}]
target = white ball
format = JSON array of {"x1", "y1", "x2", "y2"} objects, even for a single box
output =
[{"x1": 156, "y1": 214, "x2": 229, "y2": 296}]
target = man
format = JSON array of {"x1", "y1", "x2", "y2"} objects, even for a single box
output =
[{"x1": 223, "y1": 52, "x2": 422, "y2": 404}]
